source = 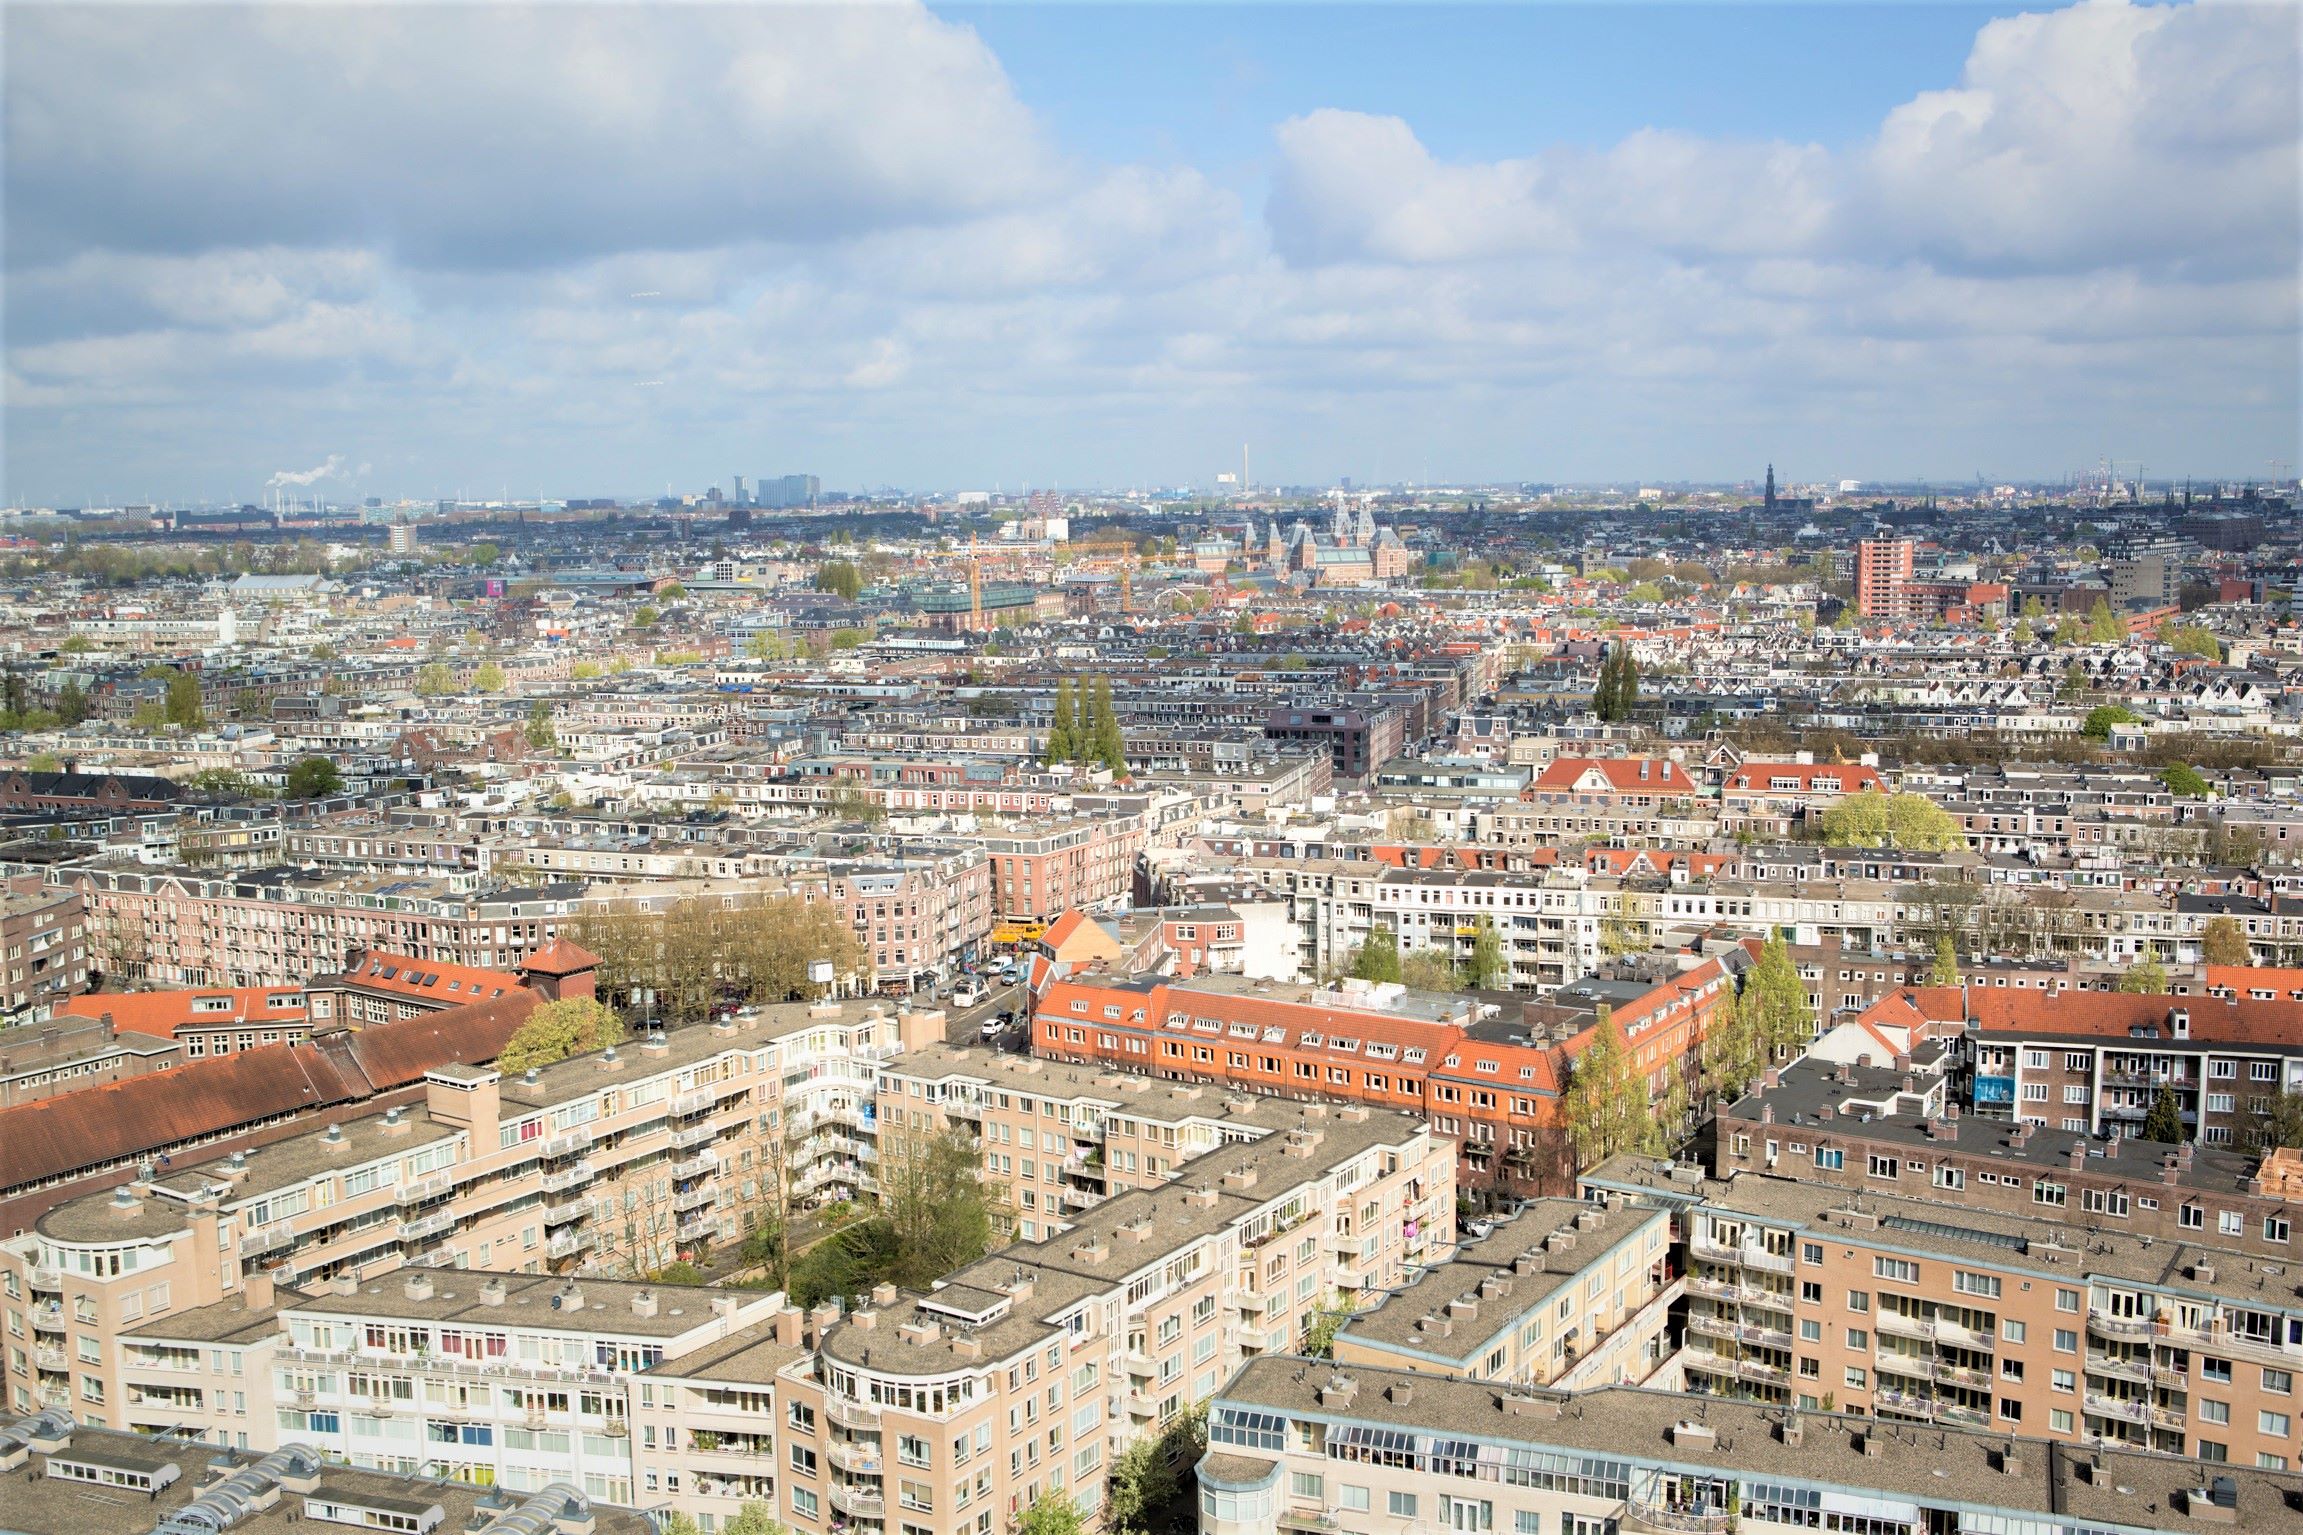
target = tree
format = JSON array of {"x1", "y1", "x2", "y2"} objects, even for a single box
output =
[
  {"x1": 1399, "y1": 947, "x2": 1461, "y2": 992},
  {"x1": 1350, "y1": 926, "x2": 1401, "y2": 984},
  {"x1": 164, "y1": 670, "x2": 205, "y2": 728},
  {"x1": 1464, "y1": 918, "x2": 1508, "y2": 990},
  {"x1": 131, "y1": 699, "x2": 169, "y2": 731},
  {"x1": 1698, "y1": 990, "x2": 1765, "y2": 1105},
  {"x1": 473, "y1": 661, "x2": 507, "y2": 692},
  {"x1": 634, "y1": 604, "x2": 660, "y2": 627},
  {"x1": 2010, "y1": 616, "x2": 2035, "y2": 647},
  {"x1": 1017, "y1": 1493, "x2": 1085, "y2": 1535},
  {"x1": 2081, "y1": 704, "x2": 2138, "y2": 740},
  {"x1": 1088, "y1": 675, "x2": 1126, "y2": 774},
  {"x1": 1599, "y1": 914, "x2": 1644, "y2": 958},
  {"x1": 2117, "y1": 954, "x2": 2170, "y2": 994},
  {"x1": 415, "y1": 661, "x2": 455, "y2": 696},
  {"x1": 1045, "y1": 678, "x2": 1078, "y2": 765},
  {"x1": 2244, "y1": 1093, "x2": 2303, "y2": 1151},
  {"x1": 1746, "y1": 933, "x2": 1813, "y2": 1060},
  {"x1": 2161, "y1": 622, "x2": 2223, "y2": 661},
  {"x1": 1303, "y1": 1297, "x2": 1353, "y2": 1358},
  {"x1": 1927, "y1": 932, "x2": 1961, "y2": 987},
  {"x1": 2161, "y1": 762, "x2": 2211, "y2": 798},
  {"x1": 815, "y1": 561, "x2": 863, "y2": 600},
  {"x1": 284, "y1": 756, "x2": 344, "y2": 799},
  {"x1": 722, "y1": 1503, "x2": 786, "y2": 1535},
  {"x1": 1593, "y1": 646, "x2": 1639, "y2": 722},
  {"x1": 525, "y1": 700, "x2": 557, "y2": 752},
  {"x1": 2140, "y1": 1083, "x2": 2186, "y2": 1144},
  {"x1": 653, "y1": 1260, "x2": 706, "y2": 1285},
  {"x1": 879, "y1": 1124, "x2": 997, "y2": 1290},
  {"x1": 1560, "y1": 1013, "x2": 1659, "y2": 1167},
  {"x1": 570, "y1": 660, "x2": 603, "y2": 680},
  {"x1": 2086, "y1": 598, "x2": 2122, "y2": 645},
  {"x1": 497, "y1": 997, "x2": 625, "y2": 1072},
  {"x1": 1817, "y1": 789, "x2": 1965, "y2": 852},
  {"x1": 54, "y1": 681, "x2": 89, "y2": 726},
  {"x1": 58, "y1": 635, "x2": 92, "y2": 654},
  {"x1": 2201, "y1": 916, "x2": 2251, "y2": 967},
  {"x1": 660, "y1": 1516, "x2": 704, "y2": 1535}
]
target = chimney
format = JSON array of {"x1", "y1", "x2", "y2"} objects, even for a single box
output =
[
  {"x1": 631, "y1": 1289, "x2": 659, "y2": 1319},
  {"x1": 1318, "y1": 1373, "x2": 1357, "y2": 1408},
  {"x1": 404, "y1": 1271, "x2": 435, "y2": 1302},
  {"x1": 1760, "y1": 1104, "x2": 1774, "y2": 1125},
  {"x1": 480, "y1": 1278, "x2": 507, "y2": 1306},
  {"x1": 2068, "y1": 1142, "x2": 2087, "y2": 1171},
  {"x1": 379, "y1": 1106, "x2": 411, "y2": 1137},
  {"x1": 243, "y1": 1269, "x2": 276, "y2": 1311},
  {"x1": 711, "y1": 1294, "x2": 739, "y2": 1320},
  {"x1": 872, "y1": 1282, "x2": 898, "y2": 1308},
  {"x1": 774, "y1": 1307, "x2": 803, "y2": 1347}
]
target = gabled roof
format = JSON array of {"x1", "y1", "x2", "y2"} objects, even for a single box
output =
[
  {"x1": 518, "y1": 938, "x2": 601, "y2": 978},
  {"x1": 57, "y1": 986, "x2": 309, "y2": 1038},
  {"x1": 1528, "y1": 756, "x2": 1692, "y2": 793},
  {"x1": 328, "y1": 950, "x2": 519, "y2": 1004}
]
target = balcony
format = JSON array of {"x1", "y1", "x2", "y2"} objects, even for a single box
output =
[
  {"x1": 674, "y1": 1185, "x2": 716, "y2": 1214},
  {"x1": 1627, "y1": 1494, "x2": 1734, "y2": 1535},
  {"x1": 826, "y1": 1440, "x2": 883, "y2": 1474},
  {"x1": 33, "y1": 1345, "x2": 66, "y2": 1369},
  {"x1": 671, "y1": 1154, "x2": 717, "y2": 1181},
  {"x1": 2088, "y1": 1313, "x2": 2157, "y2": 1342},
  {"x1": 829, "y1": 1485, "x2": 885, "y2": 1519},
  {"x1": 399, "y1": 1211, "x2": 457, "y2": 1244},
  {"x1": 1685, "y1": 1314, "x2": 1792, "y2": 1351},
  {"x1": 540, "y1": 1162, "x2": 596, "y2": 1194},
  {"x1": 543, "y1": 1128, "x2": 594, "y2": 1158},
  {"x1": 670, "y1": 1123, "x2": 720, "y2": 1151},
  {"x1": 676, "y1": 1216, "x2": 714, "y2": 1242},
  {"x1": 826, "y1": 1396, "x2": 881, "y2": 1431},
  {"x1": 2086, "y1": 1352, "x2": 2152, "y2": 1385},
  {"x1": 2086, "y1": 1393, "x2": 2150, "y2": 1426},
  {"x1": 671, "y1": 1089, "x2": 715, "y2": 1116},
  {"x1": 1682, "y1": 1274, "x2": 1793, "y2": 1313},
  {"x1": 397, "y1": 1174, "x2": 456, "y2": 1206},
  {"x1": 548, "y1": 1230, "x2": 595, "y2": 1261},
  {"x1": 1682, "y1": 1349, "x2": 1787, "y2": 1385},
  {"x1": 544, "y1": 1199, "x2": 595, "y2": 1228},
  {"x1": 239, "y1": 1224, "x2": 296, "y2": 1257}
]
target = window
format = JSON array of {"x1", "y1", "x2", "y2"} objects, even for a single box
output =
[
  {"x1": 2053, "y1": 1329, "x2": 2077, "y2": 1353},
  {"x1": 1954, "y1": 1271, "x2": 2002, "y2": 1299},
  {"x1": 2056, "y1": 1289, "x2": 2080, "y2": 1313},
  {"x1": 2269, "y1": 1217, "x2": 2293, "y2": 1244},
  {"x1": 2201, "y1": 1401, "x2": 2231, "y2": 1425},
  {"x1": 2263, "y1": 1411, "x2": 2292, "y2": 1438},
  {"x1": 1844, "y1": 1367, "x2": 1867, "y2": 1389},
  {"x1": 1292, "y1": 1474, "x2": 1324, "y2": 1499},
  {"x1": 1846, "y1": 1291, "x2": 1870, "y2": 1314},
  {"x1": 1873, "y1": 1257, "x2": 1918, "y2": 1284},
  {"x1": 1388, "y1": 1493, "x2": 1418, "y2": 1518},
  {"x1": 2051, "y1": 1369, "x2": 2075, "y2": 1393},
  {"x1": 2266, "y1": 1368, "x2": 2292, "y2": 1395},
  {"x1": 2202, "y1": 1358, "x2": 2233, "y2": 1384},
  {"x1": 1341, "y1": 1488, "x2": 1370, "y2": 1512}
]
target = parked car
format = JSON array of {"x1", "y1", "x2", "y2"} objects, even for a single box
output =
[
  {"x1": 979, "y1": 1017, "x2": 1004, "y2": 1041},
  {"x1": 953, "y1": 982, "x2": 985, "y2": 1009}
]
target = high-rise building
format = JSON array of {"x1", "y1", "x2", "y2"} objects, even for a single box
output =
[
  {"x1": 758, "y1": 474, "x2": 820, "y2": 509},
  {"x1": 1855, "y1": 536, "x2": 1917, "y2": 617}
]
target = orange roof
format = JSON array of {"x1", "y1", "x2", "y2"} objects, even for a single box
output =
[
  {"x1": 519, "y1": 938, "x2": 601, "y2": 977},
  {"x1": 1528, "y1": 756, "x2": 1692, "y2": 793},
  {"x1": 335, "y1": 950, "x2": 519, "y2": 1003},
  {"x1": 2205, "y1": 964, "x2": 2303, "y2": 998},
  {"x1": 58, "y1": 985, "x2": 309, "y2": 1039},
  {"x1": 1723, "y1": 762, "x2": 1887, "y2": 793}
]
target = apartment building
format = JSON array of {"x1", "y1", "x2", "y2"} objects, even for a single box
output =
[
  {"x1": 1856, "y1": 536, "x2": 1919, "y2": 617},
  {"x1": 59, "y1": 863, "x2": 589, "y2": 988},
  {"x1": 1718, "y1": 761, "x2": 1890, "y2": 837},
  {"x1": 0, "y1": 1012, "x2": 181, "y2": 1108},
  {"x1": 1330, "y1": 1196, "x2": 1679, "y2": 1392},
  {"x1": 1956, "y1": 991, "x2": 2303, "y2": 1144},
  {"x1": 0, "y1": 996, "x2": 930, "y2": 1425},
  {"x1": 1197, "y1": 1358, "x2": 2294, "y2": 1535},
  {"x1": 59, "y1": 982, "x2": 316, "y2": 1059},
  {"x1": 1586, "y1": 1156, "x2": 2303, "y2": 1468},
  {"x1": 1718, "y1": 1057, "x2": 2303, "y2": 1262},
  {"x1": 645, "y1": 1101, "x2": 1455, "y2": 1535},
  {"x1": 0, "y1": 1413, "x2": 657, "y2": 1535},
  {"x1": 1030, "y1": 961, "x2": 1739, "y2": 1193},
  {"x1": 977, "y1": 816, "x2": 1148, "y2": 923},
  {"x1": 0, "y1": 879, "x2": 89, "y2": 1023}
]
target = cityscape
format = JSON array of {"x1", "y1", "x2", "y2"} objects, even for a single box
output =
[{"x1": 1, "y1": 8, "x2": 2300, "y2": 1535}]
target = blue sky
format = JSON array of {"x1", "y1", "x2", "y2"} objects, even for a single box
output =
[{"x1": 4, "y1": 1, "x2": 2295, "y2": 503}]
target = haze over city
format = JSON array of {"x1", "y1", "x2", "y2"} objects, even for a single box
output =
[{"x1": 6, "y1": 0, "x2": 2298, "y2": 505}]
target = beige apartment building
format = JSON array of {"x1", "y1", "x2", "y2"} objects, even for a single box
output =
[
  {"x1": 642, "y1": 1101, "x2": 1456, "y2": 1534},
  {"x1": 1586, "y1": 1158, "x2": 2303, "y2": 1470},
  {"x1": 1329, "y1": 1196, "x2": 1678, "y2": 1392},
  {"x1": 0, "y1": 995, "x2": 929, "y2": 1427},
  {"x1": 1197, "y1": 1357, "x2": 2296, "y2": 1535}
]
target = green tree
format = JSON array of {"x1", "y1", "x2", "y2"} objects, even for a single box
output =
[
  {"x1": 2201, "y1": 916, "x2": 2250, "y2": 967},
  {"x1": 635, "y1": 604, "x2": 660, "y2": 627},
  {"x1": 164, "y1": 670, "x2": 206, "y2": 727},
  {"x1": 570, "y1": 660, "x2": 604, "y2": 680},
  {"x1": 1560, "y1": 1013, "x2": 1659, "y2": 1167},
  {"x1": 2244, "y1": 1093, "x2": 2303, "y2": 1151},
  {"x1": 284, "y1": 756, "x2": 344, "y2": 799},
  {"x1": 1599, "y1": 913, "x2": 1644, "y2": 958},
  {"x1": 1399, "y1": 947, "x2": 1461, "y2": 992},
  {"x1": 1089, "y1": 675, "x2": 1126, "y2": 774},
  {"x1": 525, "y1": 700, "x2": 558, "y2": 752},
  {"x1": 1351, "y1": 925, "x2": 1402, "y2": 984},
  {"x1": 2086, "y1": 598, "x2": 2122, "y2": 645},
  {"x1": 2010, "y1": 616, "x2": 2035, "y2": 647},
  {"x1": 879, "y1": 1125, "x2": 997, "y2": 1291},
  {"x1": 2140, "y1": 1083, "x2": 2186, "y2": 1143},
  {"x1": 1698, "y1": 991, "x2": 1764, "y2": 1105},
  {"x1": 1927, "y1": 932, "x2": 1961, "y2": 987},
  {"x1": 473, "y1": 661, "x2": 507, "y2": 692},
  {"x1": 131, "y1": 699, "x2": 169, "y2": 731},
  {"x1": 415, "y1": 661, "x2": 455, "y2": 696},
  {"x1": 1303, "y1": 1297, "x2": 1353, "y2": 1359},
  {"x1": 1464, "y1": 918, "x2": 1508, "y2": 990},
  {"x1": 1016, "y1": 1493, "x2": 1085, "y2": 1535},
  {"x1": 58, "y1": 634, "x2": 93, "y2": 654},
  {"x1": 1045, "y1": 678, "x2": 1078, "y2": 765},
  {"x1": 660, "y1": 1515, "x2": 704, "y2": 1535},
  {"x1": 1816, "y1": 789, "x2": 1965, "y2": 852},
  {"x1": 54, "y1": 681, "x2": 89, "y2": 726},
  {"x1": 2081, "y1": 704, "x2": 2138, "y2": 740},
  {"x1": 1592, "y1": 646, "x2": 1639, "y2": 722},
  {"x1": 815, "y1": 561, "x2": 863, "y2": 600},
  {"x1": 496, "y1": 997, "x2": 625, "y2": 1072},
  {"x1": 2161, "y1": 622, "x2": 2223, "y2": 661},
  {"x1": 722, "y1": 1503, "x2": 786, "y2": 1535},
  {"x1": 652, "y1": 1260, "x2": 706, "y2": 1285},
  {"x1": 2160, "y1": 762, "x2": 2210, "y2": 798},
  {"x1": 2117, "y1": 954, "x2": 2170, "y2": 993},
  {"x1": 1746, "y1": 933, "x2": 1813, "y2": 1060}
]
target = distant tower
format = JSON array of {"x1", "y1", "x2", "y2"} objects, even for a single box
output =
[{"x1": 1764, "y1": 464, "x2": 1777, "y2": 513}]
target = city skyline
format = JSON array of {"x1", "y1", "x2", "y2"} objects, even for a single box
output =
[{"x1": 5, "y1": 0, "x2": 2297, "y2": 503}]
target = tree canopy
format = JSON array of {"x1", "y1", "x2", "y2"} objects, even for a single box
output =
[
  {"x1": 2140, "y1": 1083, "x2": 2185, "y2": 1143},
  {"x1": 2082, "y1": 704, "x2": 2139, "y2": 740},
  {"x1": 1816, "y1": 789, "x2": 1965, "y2": 852},
  {"x1": 2116, "y1": 954, "x2": 2171, "y2": 994},
  {"x1": 2201, "y1": 916, "x2": 2250, "y2": 967},
  {"x1": 2160, "y1": 762, "x2": 2211, "y2": 798},
  {"x1": 1745, "y1": 933, "x2": 1813, "y2": 1060},
  {"x1": 1350, "y1": 926, "x2": 1402, "y2": 984},
  {"x1": 1560, "y1": 1012, "x2": 1660, "y2": 1167},
  {"x1": 497, "y1": 997, "x2": 624, "y2": 1073},
  {"x1": 284, "y1": 756, "x2": 343, "y2": 799}
]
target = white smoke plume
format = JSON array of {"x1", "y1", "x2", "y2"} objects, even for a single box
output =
[{"x1": 266, "y1": 454, "x2": 346, "y2": 489}]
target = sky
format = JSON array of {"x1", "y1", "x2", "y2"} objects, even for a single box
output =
[{"x1": 4, "y1": 0, "x2": 2297, "y2": 505}]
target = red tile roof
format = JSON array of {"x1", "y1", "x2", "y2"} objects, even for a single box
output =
[
  {"x1": 1722, "y1": 762, "x2": 1887, "y2": 794},
  {"x1": 57, "y1": 986, "x2": 309, "y2": 1039},
  {"x1": 334, "y1": 950, "x2": 519, "y2": 1004},
  {"x1": 1528, "y1": 757, "x2": 1691, "y2": 794},
  {"x1": 518, "y1": 938, "x2": 601, "y2": 977}
]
